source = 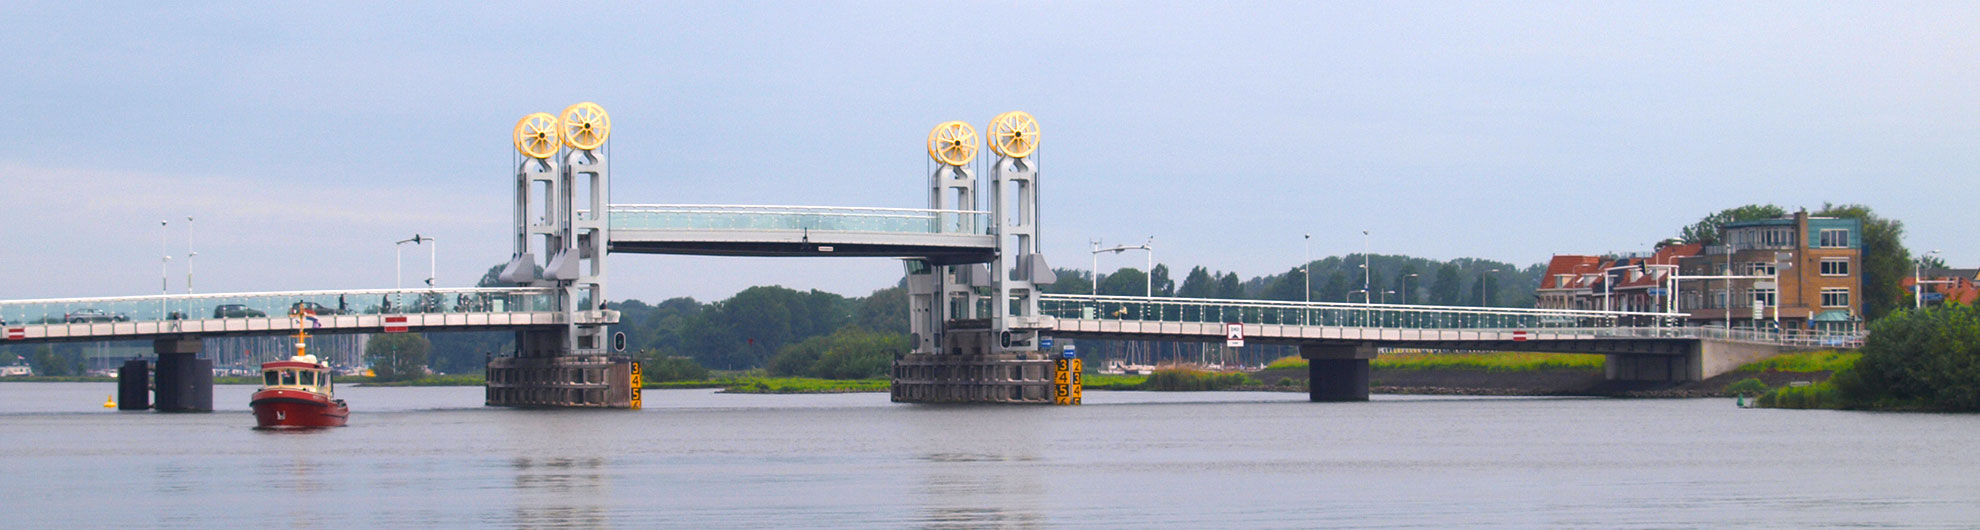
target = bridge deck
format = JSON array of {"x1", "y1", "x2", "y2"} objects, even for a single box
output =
[
  {"x1": 0, "y1": 288, "x2": 593, "y2": 344},
  {"x1": 606, "y1": 204, "x2": 996, "y2": 264}
]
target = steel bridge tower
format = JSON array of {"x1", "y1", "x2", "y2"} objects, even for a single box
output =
[
  {"x1": 486, "y1": 103, "x2": 633, "y2": 408},
  {"x1": 895, "y1": 112, "x2": 1060, "y2": 403}
]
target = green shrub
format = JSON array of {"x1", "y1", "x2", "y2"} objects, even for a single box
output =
[
  {"x1": 765, "y1": 327, "x2": 906, "y2": 380},
  {"x1": 1757, "y1": 382, "x2": 1844, "y2": 409},
  {"x1": 641, "y1": 356, "x2": 710, "y2": 382},
  {"x1": 1138, "y1": 369, "x2": 1257, "y2": 391},
  {"x1": 1835, "y1": 303, "x2": 1980, "y2": 411},
  {"x1": 1265, "y1": 356, "x2": 1308, "y2": 370},
  {"x1": 1725, "y1": 377, "x2": 1769, "y2": 397}
]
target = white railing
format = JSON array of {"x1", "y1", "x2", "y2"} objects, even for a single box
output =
[
  {"x1": 0, "y1": 287, "x2": 561, "y2": 327},
  {"x1": 607, "y1": 204, "x2": 992, "y2": 236},
  {"x1": 1038, "y1": 294, "x2": 1865, "y2": 348}
]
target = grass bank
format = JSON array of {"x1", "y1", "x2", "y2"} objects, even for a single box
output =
[{"x1": 1264, "y1": 352, "x2": 1605, "y2": 373}]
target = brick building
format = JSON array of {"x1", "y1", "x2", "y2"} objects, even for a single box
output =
[{"x1": 1676, "y1": 211, "x2": 1862, "y2": 333}]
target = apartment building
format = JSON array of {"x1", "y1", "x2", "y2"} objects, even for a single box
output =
[{"x1": 1676, "y1": 211, "x2": 1862, "y2": 333}]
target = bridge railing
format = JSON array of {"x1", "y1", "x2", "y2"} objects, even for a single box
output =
[
  {"x1": 1039, "y1": 294, "x2": 1685, "y2": 330},
  {"x1": 0, "y1": 287, "x2": 562, "y2": 327},
  {"x1": 607, "y1": 204, "x2": 992, "y2": 235}
]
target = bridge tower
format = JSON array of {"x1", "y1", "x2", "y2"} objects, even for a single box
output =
[
  {"x1": 895, "y1": 112, "x2": 1059, "y2": 403},
  {"x1": 486, "y1": 103, "x2": 633, "y2": 408}
]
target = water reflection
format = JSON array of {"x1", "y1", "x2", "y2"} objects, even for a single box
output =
[
  {"x1": 907, "y1": 407, "x2": 1049, "y2": 528},
  {"x1": 509, "y1": 456, "x2": 607, "y2": 528}
]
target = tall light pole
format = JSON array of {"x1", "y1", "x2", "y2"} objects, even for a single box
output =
[
  {"x1": 1091, "y1": 238, "x2": 1154, "y2": 298},
  {"x1": 1402, "y1": 273, "x2": 1419, "y2": 305},
  {"x1": 185, "y1": 216, "x2": 196, "y2": 294},
  {"x1": 160, "y1": 220, "x2": 171, "y2": 317},
  {"x1": 1303, "y1": 234, "x2": 1312, "y2": 325},
  {"x1": 1483, "y1": 268, "x2": 1500, "y2": 306},
  {"x1": 395, "y1": 234, "x2": 428, "y2": 290},
  {"x1": 1917, "y1": 249, "x2": 1944, "y2": 309},
  {"x1": 1361, "y1": 230, "x2": 1371, "y2": 306}
]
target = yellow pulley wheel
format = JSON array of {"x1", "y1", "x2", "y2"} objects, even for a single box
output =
[
  {"x1": 927, "y1": 121, "x2": 979, "y2": 166},
  {"x1": 513, "y1": 112, "x2": 562, "y2": 159},
  {"x1": 559, "y1": 102, "x2": 611, "y2": 150},
  {"x1": 987, "y1": 111, "x2": 1040, "y2": 158}
]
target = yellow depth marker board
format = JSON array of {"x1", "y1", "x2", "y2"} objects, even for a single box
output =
[
  {"x1": 629, "y1": 361, "x2": 643, "y2": 409},
  {"x1": 1054, "y1": 358, "x2": 1084, "y2": 405}
]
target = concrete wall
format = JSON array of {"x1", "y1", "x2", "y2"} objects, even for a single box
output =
[{"x1": 1606, "y1": 339, "x2": 1778, "y2": 382}]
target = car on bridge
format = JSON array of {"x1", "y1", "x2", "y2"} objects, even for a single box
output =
[
  {"x1": 213, "y1": 304, "x2": 268, "y2": 318},
  {"x1": 290, "y1": 301, "x2": 345, "y2": 316},
  {"x1": 65, "y1": 308, "x2": 129, "y2": 323}
]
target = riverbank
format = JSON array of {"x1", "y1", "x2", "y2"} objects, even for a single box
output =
[{"x1": 1246, "y1": 351, "x2": 1844, "y2": 398}]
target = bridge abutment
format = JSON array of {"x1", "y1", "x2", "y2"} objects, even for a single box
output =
[
  {"x1": 1303, "y1": 344, "x2": 1376, "y2": 402},
  {"x1": 1605, "y1": 339, "x2": 1780, "y2": 382},
  {"x1": 151, "y1": 337, "x2": 212, "y2": 412}
]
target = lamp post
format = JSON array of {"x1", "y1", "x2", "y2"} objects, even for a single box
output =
[
  {"x1": 1402, "y1": 273, "x2": 1419, "y2": 305},
  {"x1": 1091, "y1": 238, "x2": 1154, "y2": 298},
  {"x1": 1917, "y1": 249, "x2": 1944, "y2": 309},
  {"x1": 1483, "y1": 268, "x2": 1499, "y2": 306},
  {"x1": 395, "y1": 234, "x2": 429, "y2": 290},
  {"x1": 1303, "y1": 234, "x2": 1312, "y2": 304},
  {"x1": 185, "y1": 216, "x2": 196, "y2": 294},
  {"x1": 1361, "y1": 230, "x2": 1371, "y2": 306},
  {"x1": 160, "y1": 220, "x2": 171, "y2": 317}
]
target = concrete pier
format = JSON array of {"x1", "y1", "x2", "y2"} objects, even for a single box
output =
[
  {"x1": 151, "y1": 337, "x2": 211, "y2": 412},
  {"x1": 1303, "y1": 344, "x2": 1376, "y2": 402},
  {"x1": 486, "y1": 354, "x2": 636, "y2": 408},
  {"x1": 891, "y1": 353, "x2": 1057, "y2": 403}
]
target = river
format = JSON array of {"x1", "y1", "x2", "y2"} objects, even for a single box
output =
[{"x1": 1, "y1": 383, "x2": 1975, "y2": 528}]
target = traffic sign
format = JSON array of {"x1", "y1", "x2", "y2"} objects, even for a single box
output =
[
  {"x1": 383, "y1": 316, "x2": 409, "y2": 333},
  {"x1": 1225, "y1": 323, "x2": 1244, "y2": 347},
  {"x1": 5, "y1": 328, "x2": 23, "y2": 340},
  {"x1": 1062, "y1": 344, "x2": 1076, "y2": 359}
]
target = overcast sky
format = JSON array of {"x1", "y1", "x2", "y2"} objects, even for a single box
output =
[{"x1": 3, "y1": 2, "x2": 1975, "y2": 302}]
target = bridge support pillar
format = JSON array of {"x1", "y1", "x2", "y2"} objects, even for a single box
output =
[
  {"x1": 117, "y1": 359, "x2": 151, "y2": 411},
  {"x1": 892, "y1": 327, "x2": 1056, "y2": 404},
  {"x1": 1302, "y1": 344, "x2": 1376, "y2": 402},
  {"x1": 487, "y1": 330, "x2": 636, "y2": 408},
  {"x1": 151, "y1": 337, "x2": 211, "y2": 412}
]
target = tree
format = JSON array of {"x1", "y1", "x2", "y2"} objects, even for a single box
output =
[
  {"x1": 1263, "y1": 267, "x2": 1307, "y2": 301},
  {"x1": 1215, "y1": 272, "x2": 1244, "y2": 299},
  {"x1": 1816, "y1": 203, "x2": 1909, "y2": 321},
  {"x1": 365, "y1": 333, "x2": 431, "y2": 380},
  {"x1": 1321, "y1": 270, "x2": 1350, "y2": 303},
  {"x1": 1098, "y1": 267, "x2": 1149, "y2": 296},
  {"x1": 1177, "y1": 266, "x2": 1216, "y2": 298},
  {"x1": 1834, "y1": 302, "x2": 1980, "y2": 410},
  {"x1": 1431, "y1": 263, "x2": 1463, "y2": 306},
  {"x1": 1390, "y1": 264, "x2": 1421, "y2": 304},
  {"x1": 1149, "y1": 264, "x2": 1175, "y2": 297},
  {"x1": 852, "y1": 286, "x2": 908, "y2": 334},
  {"x1": 1680, "y1": 204, "x2": 1787, "y2": 245},
  {"x1": 767, "y1": 327, "x2": 906, "y2": 379}
]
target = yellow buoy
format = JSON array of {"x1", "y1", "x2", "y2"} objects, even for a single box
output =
[{"x1": 103, "y1": 394, "x2": 116, "y2": 408}]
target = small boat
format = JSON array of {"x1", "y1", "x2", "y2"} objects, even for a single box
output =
[{"x1": 250, "y1": 311, "x2": 348, "y2": 428}]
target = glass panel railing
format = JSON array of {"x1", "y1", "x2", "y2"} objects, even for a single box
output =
[
  {"x1": 0, "y1": 288, "x2": 562, "y2": 328},
  {"x1": 608, "y1": 205, "x2": 990, "y2": 235}
]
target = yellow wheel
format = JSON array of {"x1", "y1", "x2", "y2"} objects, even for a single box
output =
[
  {"x1": 987, "y1": 111, "x2": 1039, "y2": 158},
  {"x1": 513, "y1": 112, "x2": 562, "y2": 159},
  {"x1": 927, "y1": 121, "x2": 979, "y2": 166},
  {"x1": 560, "y1": 102, "x2": 611, "y2": 150}
]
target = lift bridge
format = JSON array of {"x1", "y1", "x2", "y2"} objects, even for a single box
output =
[{"x1": 0, "y1": 104, "x2": 1863, "y2": 410}]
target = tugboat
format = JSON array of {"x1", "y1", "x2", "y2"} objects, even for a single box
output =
[{"x1": 250, "y1": 310, "x2": 349, "y2": 428}]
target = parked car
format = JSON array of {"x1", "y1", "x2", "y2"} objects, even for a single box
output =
[
  {"x1": 65, "y1": 308, "x2": 129, "y2": 323},
  {"x1": 290, "y1": 301, "x2": 345, "y2": 316},
  {"x1": 213, "y1": 304, "x2": 267, "y2": 318}
]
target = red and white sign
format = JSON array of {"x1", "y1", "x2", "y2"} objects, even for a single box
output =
[
  {"x1": 1512, "y1": 330, "x2": 1530, "y2": 342},
  {"x1": 5, "y1": 328, "x2": 23, "y2": 340},
  {"x1": 1225, "y1": 323, "x2": 1245, "y2": 348},
  {"x1": 384, "y1": 316, "x2": 409, "y2": 333}
]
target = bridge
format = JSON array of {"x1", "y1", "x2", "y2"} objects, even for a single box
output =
[{"x1": 3, "y1": 104, "x2": 1863, "y2": 410}]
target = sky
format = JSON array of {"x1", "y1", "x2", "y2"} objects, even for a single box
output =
[{"x1": 2, "y1": 2, "x2": 1975, "y2": 303}]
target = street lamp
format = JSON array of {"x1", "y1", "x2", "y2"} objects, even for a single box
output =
[
  {"x1": 1361, "y1": 230, "x2": 1372, "y2": 306},
  {"x1": 1917, "y1": 249, "x2": 1944, "y2": 309},
  {"x1": 1482, "y1": 268, "x2": 1500, "y2": 306},
  {"x1": 1303, "y1": 234, "x2": 1312, "y2": 325},
  {"x1": 395, "y1": 234, "x2": 433, "y2": 290},
  {"x1": 185, "y1": 216, "x2": 196, "y2": 294},
  {"x1": 1091, "y1": 237, "x2": 1154, "y2": 297},
  {"x1": 1381, "y1": 289, "x2": 1396, "y2": 304},
  {"x1": 160, "y1": 220, "x2": 171, "y2": 317},
  {"x1": 1402, "y1": 273, "x2": 1419, "y2": 305}
]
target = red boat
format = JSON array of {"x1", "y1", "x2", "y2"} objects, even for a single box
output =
[{"x1": 250, "y1": 312, "x2": 348, "y2": 428}]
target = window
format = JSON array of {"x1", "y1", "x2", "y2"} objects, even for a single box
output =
[
  {"x1": 1713, "y1": 289, "x2": 1728, "y2": 309},
  {"x1": 1751, "y1": 288, "x2": 1776, "y2": 307},
  {"x1": 1822, "y1": 288, "x2": 1851, "y2": 308},
  {"x1": 1821, "y1": 258, "x2": 1849, "y2": 276},
  {"x1": 280, "y1": 370, "x2": 296, "y2": 386},
  {"x1": 264, "y1": 371, "x2": 278, "y2": 387},
  {"x1": 1819, "y1": 229, "x2": 1850, "y2": 248},
  {"x1": 301, "y1": 371, "x2": 316, "y2": 387},
  {"x1": 1746, "y1": 262, "x2": 1777, "y2": 276}
]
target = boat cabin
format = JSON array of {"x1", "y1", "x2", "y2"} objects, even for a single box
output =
[{"x1": 261, "y1": 361, "x2": 334, "y2": 396}]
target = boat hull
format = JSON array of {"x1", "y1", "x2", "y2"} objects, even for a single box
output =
[{"x1": 250, "y1": 390, "x2": 349, "y2": 428}]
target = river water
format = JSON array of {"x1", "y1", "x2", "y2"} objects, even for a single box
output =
[{"x1": 1, "y1": 383, "x2": 1976, "y2": 529}]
